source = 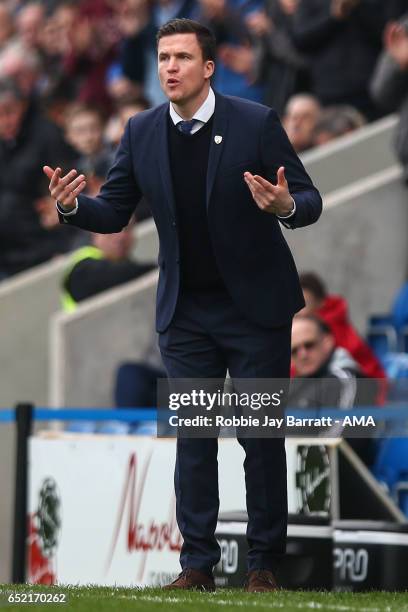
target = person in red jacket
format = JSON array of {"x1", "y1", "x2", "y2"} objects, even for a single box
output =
[{"x1": 298, "y1": 272, "x2": 386, "y2": 380}]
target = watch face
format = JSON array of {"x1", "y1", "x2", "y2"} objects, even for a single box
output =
[{"x1": 295, "y1": 445, "x2": 331, "y2": 514}]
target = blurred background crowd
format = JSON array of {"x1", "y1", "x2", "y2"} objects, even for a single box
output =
[{"x1": 1, "y1": 0, "x2": 408, "y2": 277}]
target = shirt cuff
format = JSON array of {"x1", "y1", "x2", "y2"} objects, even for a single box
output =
[
  {"x1": 56, "y1": 198, "x2": 78, "y2": 216},
  {"x1": 277, "y1": 197, "x2": 296, "y2": 219}
]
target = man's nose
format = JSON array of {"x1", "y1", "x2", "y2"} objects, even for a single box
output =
[{"x1": 167, "y1": 57, "x2": 179, "y2": 72}]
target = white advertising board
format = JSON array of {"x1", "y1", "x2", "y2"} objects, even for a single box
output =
[{"x1": 27, "y1": 434, "x2": 337, "y2": 586}]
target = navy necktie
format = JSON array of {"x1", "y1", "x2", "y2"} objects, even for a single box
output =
[{"x1": 177, "y1": 120, "x2": 196, "y2": 135}]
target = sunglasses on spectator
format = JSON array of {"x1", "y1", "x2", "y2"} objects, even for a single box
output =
[{"x1": 291, "y1": 339, "x2": 318, "y2": 357}]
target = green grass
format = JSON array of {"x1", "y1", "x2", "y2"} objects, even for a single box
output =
[{"x1": 0, "y1": 585, "x2": 407, "y2": 612}]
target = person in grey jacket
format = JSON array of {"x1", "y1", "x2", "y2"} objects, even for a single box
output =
[{"x1": 370, "y1": 13, "x2": 408, "y2": 181}]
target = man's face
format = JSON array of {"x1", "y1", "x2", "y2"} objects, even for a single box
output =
[
  {"x1": 0, "y1": 94, "x2": 26, "y2": 141},
  {"x1": 157, "y1": 33, "x2": 214, "y2": 108},
  {"x1": 291, "y1": 318, "x2": 334, "y2": 377},
  {"x1": 283, "y1": 99, "x2": 320, "y2": 152},
  {"x1": 65, "y1": 112, "x2": 103, "y2": 156}
]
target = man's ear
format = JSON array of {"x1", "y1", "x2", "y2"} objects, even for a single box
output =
[
  {"x1": 205, "y1": 60, "x2": 215, "y2": 79},
  {"x1": 322, "y1": 333, "x2": 335, "y2": 353}
]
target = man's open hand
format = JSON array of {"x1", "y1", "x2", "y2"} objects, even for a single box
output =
[
  {"x1": 244, "y1": 166, "x2": 294, "y2": 216},
  {"x1": 43, "y1": 166, "x2": 87, "y2": 212}
]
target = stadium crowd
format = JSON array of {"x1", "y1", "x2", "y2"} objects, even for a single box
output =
[{"x1": 1, "y1": 0, "x2": 408, "y2": 277}]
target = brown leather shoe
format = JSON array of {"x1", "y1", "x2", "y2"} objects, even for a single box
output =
[
  {"x1": 162, "y1": 568, "x2": 215, "y2": 591},
  {"x1": 245, "y1": 569, "x2": 279, "y2": 592}
]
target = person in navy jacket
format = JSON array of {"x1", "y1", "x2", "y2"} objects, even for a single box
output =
[{"x1": 44, "y1": 18, "x2": 322, "y2": 593}]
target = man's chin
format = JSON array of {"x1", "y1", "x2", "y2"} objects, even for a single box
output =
[{"x1": 167, "y1": 92, "x2": 183, "y2": 104}]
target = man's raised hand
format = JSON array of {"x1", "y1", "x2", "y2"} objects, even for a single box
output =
[
  {"x1": 43, "y1": 166, "x2": 87, "y2": 212},
  {"x1": 244, "y1": 166, "x2": 294, "y2": 216}
]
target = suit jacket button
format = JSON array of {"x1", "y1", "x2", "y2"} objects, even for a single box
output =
[
  {"x1": 172, "y1": 221, "x2": 176, "y2": 227},
  {"x1": 176, "y1": 258, "x2": 180, "y2": 264}
]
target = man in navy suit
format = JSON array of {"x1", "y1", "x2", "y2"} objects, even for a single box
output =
[{"x1": 44, "y1": 18, "x2": 322, "y2": 592}]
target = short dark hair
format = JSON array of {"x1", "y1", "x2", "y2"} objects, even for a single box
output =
[
  {"x1": 156, "y1": 18, "x2": 216, "y2": 63},
  {"x1": 296, "y1": 314, "x2": 332, "y2": 337},
  {"x1": 299, "y1": 272, "x2": 327, "y2": 301}
]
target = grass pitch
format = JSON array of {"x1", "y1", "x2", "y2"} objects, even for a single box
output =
[{"x1": 0, "y1": 585, "x2": 407, "y2": 611}]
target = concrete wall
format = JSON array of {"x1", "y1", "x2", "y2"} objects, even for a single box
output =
[
  {"x1": 301, "y1": 115, "x2": 398, "y2": 196},
  {"x1": 284, "y1": 165, "x2": 408, "y2": 332},
  {"x1": 49, "y1": 270, "x2": 159, "y2": 408}
]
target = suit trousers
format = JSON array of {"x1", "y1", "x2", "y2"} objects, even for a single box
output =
[{"x1": 158, "y1": 287, "x2": 292, "y2": 574}]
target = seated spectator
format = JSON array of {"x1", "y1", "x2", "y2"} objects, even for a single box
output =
[
  {"x1": 0, "y1": 77, "x2": 77, "y2": 279},
  {"x1": 312, "y1": 104, "x2": 366, "y2": 146},
  {"x1": 283, "y1": 93, "x2": 321, "y2": 151},
  {"x1": 290, "y1": 314, "x2": 361, "y2": 404},
  {"x1": 299, "y1": 272, "x2": 386, "y2": 381},
  {"x1": 60, "y1": 218, "x2": 155, "y2": 312},
  {"x1": 63, "y1": 102, "x2": 114, "y2": 193},
  {"x1": 370, "y1": 13, "x2": 408, "y2": 182},
  {"x1": 292, "y1": 0, "x2": 386, "y2": 120},
  {"x1": 104, "y1": 95, "x2": 152, "y2": 221},
  {"x1": 290, "y1": 315, "x2": 376, "y2": 464}
]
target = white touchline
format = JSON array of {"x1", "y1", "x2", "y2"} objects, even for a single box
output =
[{"x1": 119, "y1": 594, "x2": 397, "y2": 612}]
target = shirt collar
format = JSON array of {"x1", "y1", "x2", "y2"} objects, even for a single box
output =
[{"x1": 169, "y1": 87, "x2": 215, "y2": 126}]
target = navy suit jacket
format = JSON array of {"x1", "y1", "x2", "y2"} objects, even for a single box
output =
[{"x1": 61, "y1": 93, "x2": 322, "y2": 332}]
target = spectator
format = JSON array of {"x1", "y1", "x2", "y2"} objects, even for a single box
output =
[
  {"x1": 312, "y1": 104, "x2": 366, "y2": 146},
  {"x1": 0, "y1": 3, "x2": 14, "y2": 50},
  {"x1": 290, "y1": 315, "x2": 376, "y2": 464},
  {"x1": 104, "y1": 94, "x2": 150, "y2": 149},
  {"x1": 292, "y1": 0, "x2": 386, "y2": 119},
  {"x1": 194, "y1": 0, "x2": 263, "y2": 101},
  {"x1": 15, "y1": 2, "x2": 45, "y2": 54},
  {"x1": 0, "y1": 38, "x2": 42, "y2": 96},
  {"x1": 299, "y1": 272, "x2": 386, "y2": 380},
  {"x1": 63, "y1": 102, "x2": 114, "y2": 194},
  {"x1": 60, "y1": 218, "x2": 155, "y2": 312},
  {"x1": 0, "y1": 78, "x2": 76, "y2": 278},
  {"x1": 283, "y1": 93, "x2": 321, "y2": 151},
  {"x1": 290, "y1": 314, "x2": 361, "y2": 402},
  {"x1": 246, "y1": 0, "x2": 308, "y2": 114},
  {"x1": 370, "y1": 13, "x2": 408, "y2": 182},
  {"x1": 104, "y1": 95, "x2": 152, "y2": 222},
  {"x1": 61, "y1": 0, "x2": 122, "y2": 113}
]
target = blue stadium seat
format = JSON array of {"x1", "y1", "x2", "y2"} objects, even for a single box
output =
[
  {"x1": 366, "y1": 325, "x2": 398, "y2": 361},
  {"x1": 392, "y1": 282, "x2": 408, "y2": 334},
  {"x1": 372, "y1": 438, "x2": 408, "y2": 516}
]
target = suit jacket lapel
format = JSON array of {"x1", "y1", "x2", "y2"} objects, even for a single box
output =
[
  {"x1": 156, "y1": 105, "x2": 177, "y2": 220},
  {"x1": 206, "y1": 93, "x2": 229, "y2": 210}
]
